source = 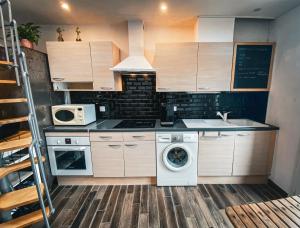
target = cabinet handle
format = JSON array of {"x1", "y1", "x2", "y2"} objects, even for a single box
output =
[
  {"x1": 99, "y1": 136, "x2": 112, "y2": 139},
  {"x1": 108, "y1": 144, "x2": 121, "y2": 148},
  {"x1": 53, "y1": 78, "x2": 65, "y2": 81},
  {"x1": 125, "y1": 144, "x2": 138, "y2": 147},
  {"x1": 132, "y1": 135, "x2": 145, "y2": 138},
  {"x1": 237, "y1": 133, "x2": 251, "y2": 137},
  {"x1": 100, "y1": 87, "x2": 113, "y2": 90},
  {"x1": 198, "y1": 87, "x2": 210, "y2": 90},
  {"x1": 157, "y1": 87, "x2": 169, "y2": 91}
]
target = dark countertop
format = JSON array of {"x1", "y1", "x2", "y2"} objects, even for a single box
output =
[{"x1": 44, "y1": 119, "x2": 279, "y2": 133}]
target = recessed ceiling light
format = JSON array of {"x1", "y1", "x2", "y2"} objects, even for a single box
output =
[
  {"x1": 160, "y1": 2, "x2": 168, "y2": 12},
  {"x1": 253, "y1": 8, "x2": 261, "y2": 12},
  {"x1": 60, "y1": 1, "x2": 70, "y2": 11}
]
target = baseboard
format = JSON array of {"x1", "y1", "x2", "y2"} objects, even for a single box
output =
[{"x1": 268, "y1": 179, "x2": 288, "y2": 197}]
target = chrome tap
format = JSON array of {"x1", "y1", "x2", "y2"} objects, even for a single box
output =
[{"x1": 216, "y1": 111, "x2": 231, "y2": 121}]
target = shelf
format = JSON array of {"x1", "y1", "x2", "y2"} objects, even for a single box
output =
[
  {"x1": 0, "y1": 98, "x2": 27, "y2": 104},
  {"x1": 0, "y1": 156, "x2": 45, "y2": 179},
  {"x1": 0, "y1": 184, "x2": 44, "y2": 210},
  {"x1": 0, "y1": 116, "x2": 28, "y2": 125},
  {"x1": 0, "y1": 136, "x2": 32, "y2": 153},
  {"x1": 0, "y1": 80, "x2": 16, "y2": 84},
  {"x1": 0, "y1": 207, "x2": 50, "y2": 228}
]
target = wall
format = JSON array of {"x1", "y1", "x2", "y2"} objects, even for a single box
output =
[
  {"x1": 266, "y1": 5, "x2": 300, "y2": 193},
  {"x1": 71, "y1": 75, "x2": 269, "y2": 122}
]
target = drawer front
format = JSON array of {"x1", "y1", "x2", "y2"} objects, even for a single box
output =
[
  {"x1": 91, "y1": 142, "x2": 123, "y2": 159},
  {"x1": 123, "y1": 132, "x2": 155, "y2": 141},
  {"x1": 124, "y1": 141, "x2": 156, "y2": 177},
  {"x1": 90, "y1": 132, "x2": 123, "y2": 142}
]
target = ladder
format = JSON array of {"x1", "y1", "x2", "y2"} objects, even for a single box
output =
[{"x1": 0, "y1": 0, "x2": 54, "y2": 227}]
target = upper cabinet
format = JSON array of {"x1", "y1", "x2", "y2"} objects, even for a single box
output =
[
  {"x1": 46, "y1": 41, "x2": 121, "y2": 91},
  {"x1": 154, "y1": 42, "x2": 198, "y2": 92},
  {"x1": 90, "y1": 41, "x2": 122, "y2": 91},
  {"x1": 231, "y1": 42, "x2": 275, "y2": 91},
  {"x1": 46, "y1": 42, "x2": 93, "y2": 83},
  {"x1": 197, "y1": 42, "x2": 233, "y2": 92}
]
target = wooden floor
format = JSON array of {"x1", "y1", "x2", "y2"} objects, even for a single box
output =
[{"x1": 40, "y1": 184, "x2": 286, "y2": 228}]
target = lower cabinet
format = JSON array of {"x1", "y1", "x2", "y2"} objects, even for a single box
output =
[
  {"x1": 198, "y1": 130, "x2": 276, "y2": 177},
  {"x1": 90, "y1": 132, "x2": 156, "y2": 177},
  {"x1": 233, "y1": 131, "x2": 276, "y2": 176},
  {"x1": 124, "y1": 141, "x2": 156, "y2": 177},
  {"x1": 198, "y1": 131, "x2": 235, "y2": 176}
]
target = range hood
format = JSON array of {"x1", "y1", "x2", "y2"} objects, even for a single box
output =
[{"x1": 111, "y1": 20, "x2": 155, "y2": 72}]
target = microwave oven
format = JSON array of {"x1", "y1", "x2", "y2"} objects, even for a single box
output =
[{"x1": 51, "y1": 104, "x2": 96, "y2": 126}]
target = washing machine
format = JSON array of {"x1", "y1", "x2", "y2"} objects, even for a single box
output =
[{"x1": 156, "y1": 132, "x2": 198, "y2": 186}]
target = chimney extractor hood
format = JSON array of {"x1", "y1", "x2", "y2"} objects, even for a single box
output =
[{"x1": 111, "y1": 20, "x2": 155, "y2": 72}]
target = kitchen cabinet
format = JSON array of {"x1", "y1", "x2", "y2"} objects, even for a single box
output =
[
  {"x1": 198, "y1": 131, "x2": 235, "y2": 176},
  {"x1": 90, "y1": 41, "x2": 122, "y2": 91},
  {"x1": 154, "y1": 42, "x2": 198, "y2": 92},
  {"x1": 197, "y1": 42, "x2": 233, "y2": 92},
  {"x1": 90, "y1": 132, "x2": 156, "y2": 177},
  {"x1": 46, "y1": 42, "x2": 93, "y2": 83},
  {"x1": 233, "y1": 131, "x2": 276, "y2": 176}
]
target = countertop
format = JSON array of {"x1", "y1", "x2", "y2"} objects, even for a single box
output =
[{"x1": 44, "y1": 119, "x2": 279, "y2": 133}]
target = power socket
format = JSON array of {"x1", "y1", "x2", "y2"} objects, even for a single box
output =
[
  {"x1": 174, "y1": 106, "x2": 177, "y2": 112},
  {"x1": 99, "y1": 106, "x2": 106, "y2": 112}
]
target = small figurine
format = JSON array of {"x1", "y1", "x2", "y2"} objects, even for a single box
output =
[
  {"x1": 75, "y1": 27, "x2": 82, "y2": 41},
  {"x1": 56, "y1": 27, "x2": 64, "y2": 42}
]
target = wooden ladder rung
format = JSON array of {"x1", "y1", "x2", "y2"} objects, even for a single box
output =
[
  {"x1": 0, "y1": 80, "x2": 16, "y2": 84},
  {"x1": 0, "y1": 136, "x2": 32, "y2": 153},
  {"x1": 0, "y1": 156, "x2": 45, "y2": 179},
  {"x1": 0, "y1": 184, "x2": 44, "y2": 210},
  {"x1": 0, "y1": 207, "x2": 50, "y2": 228},
  {"x1": 0, "y1": 98, "x2": 27, "y2": 104},
  {"x1": 0, "y1": 116, "x2": 28, "y2": 125}
]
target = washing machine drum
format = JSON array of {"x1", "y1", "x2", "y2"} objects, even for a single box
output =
[{"x1": 162, "y1": 144, "x2": 193, "y2": 172}]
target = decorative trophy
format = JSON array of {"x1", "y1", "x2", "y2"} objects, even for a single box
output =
[
  {"x1": 56, "y1": 27, "x2": 64, "y2": 41},
  {"x1": 75, "y1": 27, "x2": 82, "y2": 41}
]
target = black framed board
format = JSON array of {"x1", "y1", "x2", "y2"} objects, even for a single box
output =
[{"x1": 231, "y1": 43, "x2": 275, "y2": 91}]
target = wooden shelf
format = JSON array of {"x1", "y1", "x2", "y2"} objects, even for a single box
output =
[
  {"x1": 0, "y1": 136, "x2": 32, "y2": 153},
  {"x1": 0, "y1": 80, "x2": 16, "y2": 84},
  {"x1": 0, "y1": 156, "x2": 45, "y2": 179},
  {"x1": 0, "y1": 207, "x2": 50, "y2": 228},
  {"x1": 0, "y1": 98, "x2": 27, "y2": 104},
  {"x1": 0, "y1": 116, "x2": 28, "y2": 125},
  {"x1": 0, "y1": 184, "x2": 44, "y2": 210}
]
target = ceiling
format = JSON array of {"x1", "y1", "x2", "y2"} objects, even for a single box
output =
[{"x1": 12, "y1": 0, "x2": 300, "y2": 26}]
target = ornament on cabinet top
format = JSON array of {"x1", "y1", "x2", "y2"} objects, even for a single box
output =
[
  {"x1": 75, "y1": 27, "x2": 82, "y2": 42},
  {"x1": 56, "y1": 27, "x2": 64, "y2": 42}
]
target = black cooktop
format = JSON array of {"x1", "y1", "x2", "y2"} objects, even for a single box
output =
[{"x1": 113, "y1": 119, "x2": 156, "y2": 129}]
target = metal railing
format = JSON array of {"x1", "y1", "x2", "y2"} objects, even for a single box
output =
[{"x1": 0, "y1": 0, "x2": 54, "y2": 227}]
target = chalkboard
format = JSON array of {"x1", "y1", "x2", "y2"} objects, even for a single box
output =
[{"x1": 232, "y1": 43, "x2": 274, "y2": 90}]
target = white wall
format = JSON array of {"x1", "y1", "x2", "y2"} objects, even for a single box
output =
[{"x1": 267, "y1": 5, "x2": 300, "y2": 193}]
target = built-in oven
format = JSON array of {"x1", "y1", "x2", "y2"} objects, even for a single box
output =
[{"x1": 46, "y1": 136, "x2": 93, "y2": 176}]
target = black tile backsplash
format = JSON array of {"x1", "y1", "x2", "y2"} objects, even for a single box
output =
[{"x1": 71, "y1": 75, "x2": 269, "y2": 122}]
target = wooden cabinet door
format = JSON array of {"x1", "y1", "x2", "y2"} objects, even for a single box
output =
[
  {"x1": 154, "y1": 42, "x2": 198, "y2": 92},
  {"x1": 197, "y1": 42, "x2": 233, "y2": 92},
  {"x1": 90, "y1": 41, "x2": 122, "y2": 91},
  {"x1": 124, "y1": 141, "x2": 156, "y2": 177},
  {"x1": 233, "y1": 131, "x2": 276, "y2": 176},
  {"x1": 46, "y1": 42, "x2": 93, "y2": 82},
  {"x1": 198, "y1": 132, "x2": 235, "y2": 176},
  {"x1": 91, "y1": 142, "x2": 124, "y2": 177}
]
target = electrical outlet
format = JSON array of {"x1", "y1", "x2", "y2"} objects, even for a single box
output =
[
  {"x1": 99, "y1": 106, "x2": 106, "y2": 112},
  {"x1": 174, "y1": 106, "x2": 177, "y2": 112}
]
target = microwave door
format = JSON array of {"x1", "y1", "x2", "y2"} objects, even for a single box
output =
[
  {"x1": 48, "y1": 146, "x2": 92, "y2": 176},
  {"x1": 53, "y1": 108, "x2": 76, "y2": 124}
]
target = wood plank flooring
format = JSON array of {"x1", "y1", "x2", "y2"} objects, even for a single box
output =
[{"x1": 39, "y1": 184, "x2": 286, "y2": 228}]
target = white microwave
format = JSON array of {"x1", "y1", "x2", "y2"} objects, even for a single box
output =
[{"x1": 51, "y1": 104, "x2": 96, "y2": 126}]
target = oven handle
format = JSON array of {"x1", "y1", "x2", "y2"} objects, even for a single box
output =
[{"x1": 51, "y1": 147, "x2": 88, "y2": 151}]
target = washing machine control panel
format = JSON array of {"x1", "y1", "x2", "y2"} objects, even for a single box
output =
[{"x1": 157, "y1": 133, "x2": 198, "y2": 143}]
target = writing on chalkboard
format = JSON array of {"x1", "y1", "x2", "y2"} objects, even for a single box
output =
[{"x1": 233, "y1": 44, "x2": 274, "y2": 89}]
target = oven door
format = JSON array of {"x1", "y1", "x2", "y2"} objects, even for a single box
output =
[{"x1": 47, "y1": 146, "x2": 93, "y2": 176}]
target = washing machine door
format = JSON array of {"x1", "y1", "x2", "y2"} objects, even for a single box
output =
[{"x1": 162, "y1": 144, "x2": 193, "y2": 172}]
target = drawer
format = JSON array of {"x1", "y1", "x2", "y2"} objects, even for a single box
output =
[
  {"x1": 90, "y1": 132, "x2": 123, "y2": 142},
  {"x1": 123, "y1": 132, "x2": 155, "y2": 141}
]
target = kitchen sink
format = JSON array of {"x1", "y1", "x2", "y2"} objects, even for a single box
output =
[{"x1": 183, "y1": 119, "x2": 269, "y2": 128}]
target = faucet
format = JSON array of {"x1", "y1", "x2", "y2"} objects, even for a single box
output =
[{"x1": 216, "y1": 111, "x2": 231, "y2": 121}]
